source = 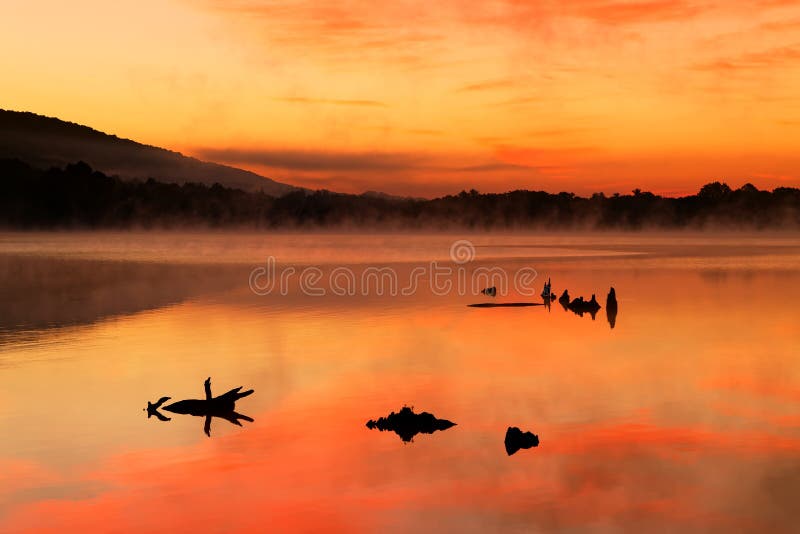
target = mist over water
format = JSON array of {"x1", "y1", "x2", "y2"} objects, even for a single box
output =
[{"x1": 1, "y1": 232, "x2": 799, "y2": 532}]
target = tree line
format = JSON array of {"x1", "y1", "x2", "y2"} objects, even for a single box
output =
[{"x1": 1, "y1": 158, "x2": 798, "y2": 229}]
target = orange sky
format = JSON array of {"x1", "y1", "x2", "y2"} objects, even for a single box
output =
[{"x1": 2, "y1": 0, "x2": 800, "y2": 196}]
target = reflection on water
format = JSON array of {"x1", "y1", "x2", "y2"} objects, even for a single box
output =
[
  {"x1": 504, "y1": 426, "x2": 540, "y2": 456},
  {"x1": 606, "y1": 287, "x2": 619, "y2": 329},
  {"x1": 366, "y1": 406, "x2": 456, "y2": 442},
  {"x1": 0, "y1": 255, "x2": 243, "y2": 340},
  {"x1": 1, "y1": 233, "x2": 800, "y2": 532},
  {"x1": 566, "y1": 293, "x2": 602, "y2": 319},
  {"x1": 147, "y1": 378, "x2": 255, "y2": 437}
]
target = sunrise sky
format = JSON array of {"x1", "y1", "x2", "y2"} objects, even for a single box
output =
[{"x1": 3, "y1": 0, "x2": 800, "y2": 196}]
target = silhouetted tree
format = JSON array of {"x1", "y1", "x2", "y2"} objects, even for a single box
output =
[
  {"x1": 699, "y1": 181, "x2": 732, "y2": 199},
  {"x1": 1, "y1": 159, "x2": 798, "y2": 230}
]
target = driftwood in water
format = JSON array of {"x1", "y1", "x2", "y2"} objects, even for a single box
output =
[
  {"x1": 147, "y1": 377, "x2": 254, "y2": 436},
  {"x1": 366, "y1": 406, "x2": 456, "y2": 442}
]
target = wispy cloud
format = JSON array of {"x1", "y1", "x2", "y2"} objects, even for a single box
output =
[
  {"x1": 204, "y1": 0, "x2": 447, "y2": 69},
  {"x1": 490, "y1": 96, "x2": 544, "y2": 108},
  {"x1": 185, "y1": 0, "x2": 800, "y2": 197},
  {"x1": 455, "y1": 78, "x2": 521, "y2": 93},
  {"x1": 197, "y1": 147, "x2": 427, "y2": 172},
  {"x1": 406, "y1": 128, "x2": 444, "y2": 136},
  {"x1": 759, "y1": 18, "x2": 800, "y2": 32},
  {"x1": 473, "y1": 136, "x2": 513, "y2": 145},
  {"x1": 455, "y1": 162, "x2": 537, "y2": 172},
  {"x1": 574, "y1": 0, "x2": 706, "y2": 25},
  {"x1": 273, "y1": 97, "x2": 388, "y2": 107},
  {"x1": 526, "y1": 127, "x2": 600, "y2": 137},
  {"x1": 693, "y1": 44, "x2": 800, "y2": 72}
]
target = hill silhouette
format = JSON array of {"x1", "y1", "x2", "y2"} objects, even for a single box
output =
[
  {"x1": 0, "y1": 109, "x2": 297, "y2": 196},
  {"x1": 1, "y1": 159, "x2": 797, "y2": 229}
]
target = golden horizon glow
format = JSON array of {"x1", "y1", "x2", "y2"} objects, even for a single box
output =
[{"x1": 2, "y1": 0, "x2": 800, "y2": 196}]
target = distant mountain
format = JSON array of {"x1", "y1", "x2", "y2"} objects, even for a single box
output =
[{"x1": 0, "y1": 109, "x2": 298, "y2": 196}]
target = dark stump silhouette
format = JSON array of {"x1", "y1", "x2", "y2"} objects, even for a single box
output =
[
  {"x1": 504, "y1": 426, "x2": 540, "y2": 456},
  {"x1": 558, "y1": 289, "x2": 570, "y2": 310},
  {"x1": 606, "y1": 287, "x2": 618, "y2": 329},
  {"x1": 567, "y1": 294, "x2": 601, "y2": 319},
  {"x1": 146, "y1": 377, "x2": 254, "y2": 437},
  {"x1": 366, "y1": 406, "x2": 456, "y2": 442}
]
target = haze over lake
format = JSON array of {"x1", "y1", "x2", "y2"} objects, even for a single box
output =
[{"x1": 1, "y1": 232, "x2": 799, "y2": 532}]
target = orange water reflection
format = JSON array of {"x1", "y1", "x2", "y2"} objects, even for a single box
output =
[{"x1": 1, "y1": 237, "x2": 799, "y2": 532}]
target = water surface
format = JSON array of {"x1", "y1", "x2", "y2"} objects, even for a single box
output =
[{"x1": 1, "y1": 232, "x2": 799, "y2": 532}]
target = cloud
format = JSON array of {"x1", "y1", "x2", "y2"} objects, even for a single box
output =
[
  {"x1": 759, "y1": 18, "x2": 800, "y2": 32},
  {"x1": 456, "y1": 162, "x2": 537, "y2": 172},
  {"x1": 405, "y1": 128, "x2": 444, "y2": 136},
  {"x1": 203, "y1": 0, "x2": 448, "y2": 69},
  {"x1": 207, "y1": 0, "x2": 715, "y2": 78},
  {"x1": 273, "y1": 97, "x2": 388, "y2": 107},
  {"x1": 450, "y1": 0, "x2": 712, "y2": 32},
  {"x1": 473, "y1": 136, "x2": 513, "y2": 145},
  {"x1": 692, "y1": 44, "x2": 800, "y2": 72},
  {"x1": 198, "y1": 144, "x2": 543, "y2": 175},
  {"x1": 196, "y1": 147, "x2": 427, "y2": 172},
  {"x1": 526, "y1": 127, "x2": 601, "y2": 137},
  {"x1": 490, "y1": 96, "x2": 546, "y2": 107},
  {"x1": 493, "y1": 144, "x2": 600, "y2": 165},
  {"x1": 573, "y1": 0, "x2": 706, "y2": 25},
  {"x1": 193, "y1": 144, "x2": 560, "y2": 196},
  {"x1": 455, "y1": 78, "x2": 521, "y2": 93}
]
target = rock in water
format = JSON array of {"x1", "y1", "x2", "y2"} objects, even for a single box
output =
[
  {"x1": 558, "y1": 289, "x2": 570, "y2": 306},
  {"x1": 606, "y1": 287, "x2": 618, "y2": 329},
  {"x1": 606, "y1": 287, "x2": 618, "y2": 309},
  {"x1": 504, "y1": 426, "x2": 540, "y2": 456},
  {"x1": 366, "y1": 406, "x2": 456, "y2": 442},
  {"x1": 481, "y1": 286, "x2": 497, "y2": 297}
]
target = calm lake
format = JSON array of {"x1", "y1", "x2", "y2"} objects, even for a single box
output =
[{"x1": 1, "y1": 232, "x2": 799, "y2": 533}]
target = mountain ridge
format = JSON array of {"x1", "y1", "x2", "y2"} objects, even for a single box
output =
[{"x1": 0, "y1": 109, "x2": 299, "y2": 196}]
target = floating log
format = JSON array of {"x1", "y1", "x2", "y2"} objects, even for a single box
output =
[
  {"x1": 147, "y1": 378, "x2": 254, "y2": 437},
  {"x1": 366, "y1": 406, "x2": 455, "y2": 442}
]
